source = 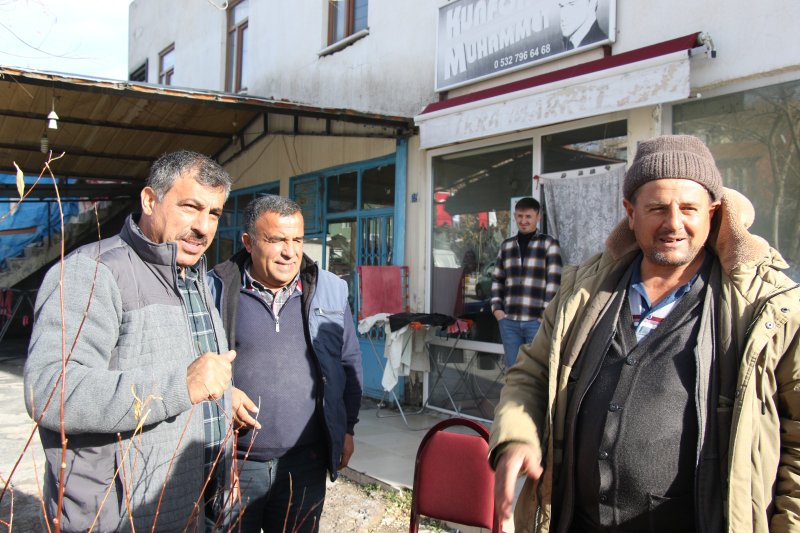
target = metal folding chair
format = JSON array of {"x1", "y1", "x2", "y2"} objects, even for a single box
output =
[{"x1": 357, "y1": 266, "x2": 430, "y2": 430}]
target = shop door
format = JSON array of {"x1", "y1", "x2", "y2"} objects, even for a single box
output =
[{"x1": 326, "y1": 212, "x2": 395, "y2": 398}]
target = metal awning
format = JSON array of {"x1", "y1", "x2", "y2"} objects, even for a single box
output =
[{"x1": 0, "y1": 65, "x2": 414, "y2": 201}]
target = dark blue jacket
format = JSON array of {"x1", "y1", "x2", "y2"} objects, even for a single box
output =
[{"x1": 207, "y1": 249, "x2": 362, "y2": 480}]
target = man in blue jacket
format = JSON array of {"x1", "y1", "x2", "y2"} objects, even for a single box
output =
[{"x1": 208, "y1": 195, "x2": 362, "y2": 533}]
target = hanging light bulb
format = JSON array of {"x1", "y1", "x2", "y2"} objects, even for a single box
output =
[
  {"x1": 40, "y1": 132, "x2": 49, "y2": 153},
  {"x1": 47, "y1": 101, "x2": 59, "y2": 130}
]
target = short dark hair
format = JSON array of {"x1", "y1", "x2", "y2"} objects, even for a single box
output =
[
  {"x1": 146, "y1": 150, "x2": 231, "y2": 200},
  {"x1": 243, "y1": 195, "x2": 302, "y2": 238},
  {"x1": 514, "y1": 197, "x2": 540, "y2": 213}
]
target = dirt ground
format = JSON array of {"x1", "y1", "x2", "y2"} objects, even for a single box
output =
[{"x1": 320, "y1": 476, "x2": 452, "y2": 533}]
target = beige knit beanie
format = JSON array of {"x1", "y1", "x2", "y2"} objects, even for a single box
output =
[{"x1": 624, "y1": 135, "x2": 723, "y2": 201}]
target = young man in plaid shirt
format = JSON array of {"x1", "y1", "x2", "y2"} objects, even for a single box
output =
[{"x1": 491, "y1": 197, "x2": 563, "y2": 369}]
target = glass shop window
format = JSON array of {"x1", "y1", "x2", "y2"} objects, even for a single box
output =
[
  {"x1": 542, "y1": 120, "x2": 628, "y2": 173},
  {"x1": 431, "y1": 140, "x2": 533, "y2": 344},
  {"x1": 674, "y1": 81, "x2": 800, "y2": 280}
]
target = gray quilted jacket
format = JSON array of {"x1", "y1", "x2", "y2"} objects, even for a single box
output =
[{"x1": 24, "y1": 214, "x2": 231, "y2": 532}]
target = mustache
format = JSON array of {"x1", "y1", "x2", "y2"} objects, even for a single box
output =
[{"x1": 175, "y1": 229, "x2": 208, "y2": 247}]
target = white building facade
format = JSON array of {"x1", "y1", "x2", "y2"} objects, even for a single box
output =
[{"x1": 129, "y1": 0, "x2": 800, "y2": 419}]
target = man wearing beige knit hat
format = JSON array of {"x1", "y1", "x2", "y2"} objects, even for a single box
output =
[{"x1": 489, "y1": 134, "x2": 800, "y2": 533}]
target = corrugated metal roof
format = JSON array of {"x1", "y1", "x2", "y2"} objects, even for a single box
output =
[{"x1": 0, "y1": 65, "x2": 413, "y2": 200}]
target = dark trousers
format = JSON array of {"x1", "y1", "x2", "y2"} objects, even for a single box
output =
[{"x1": 231, "y1": 443, "x2": 328, "y2": 533}]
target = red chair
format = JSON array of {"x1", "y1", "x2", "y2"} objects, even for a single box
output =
[{"x1": 409, "y1": 419, "x2": 501, "y2": 533}]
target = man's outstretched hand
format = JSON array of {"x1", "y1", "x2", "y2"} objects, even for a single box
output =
[
  {"x1": 186, "y1": 350, "x2": 236, "y2": 404},
  {"x1": 232, "y1": 387, "x2": 261, "y2": 430},
  {"x1": 494, "y1": 444, "x2": 543, "y2": 521}
]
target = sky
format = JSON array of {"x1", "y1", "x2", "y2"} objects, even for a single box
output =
[{"x1": 0, "y1": 0, "x2": 132, "y2": 80}]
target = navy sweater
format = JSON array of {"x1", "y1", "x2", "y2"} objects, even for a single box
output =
[{"x1": 234, "y1": 288, "x2": 323, "y2": 461}]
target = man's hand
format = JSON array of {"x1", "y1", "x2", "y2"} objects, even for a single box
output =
[
  {"x1": 338, "y1": 433, "x2": 355, "y2": 470},
  {"x1": 493, "y1": 310, "x2": 506, "y2": 321},
  {"x1": 494, "y1": 444, "x2": 543, "y2": 521},
  {"x1": 232, "y1": 387, "x2": 261, "y2": 430},
  {"x1": 186, "y1": 350, "x2": 236, "y2": 404}
]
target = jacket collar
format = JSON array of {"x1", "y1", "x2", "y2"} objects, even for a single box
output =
[
  {"x1": 604, "y1": 188, "x2": 775, "y2": 275},
  {"x1": 120, "y1": 213, "x2": 207, "y2": 273}
]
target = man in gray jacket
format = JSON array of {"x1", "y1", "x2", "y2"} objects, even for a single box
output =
[{"x1": 24, "y1": 151, "x2": 239, "y2": 532}]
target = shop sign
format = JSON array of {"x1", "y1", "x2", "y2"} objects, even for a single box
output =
[
  {"x1": 418, "y1": 51, "x2": 690, "y2": 149},
  {"x1": 436, "y1": 0, "x2": 616, "y2": 91}
]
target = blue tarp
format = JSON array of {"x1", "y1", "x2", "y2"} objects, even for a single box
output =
[{"x1": 0, "y1": 174, "x2": 80, "y2": 270}]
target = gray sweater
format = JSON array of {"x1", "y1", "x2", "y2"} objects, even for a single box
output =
[{"x1": 24, "y1": 214, "x2": 231, "y2": 533}]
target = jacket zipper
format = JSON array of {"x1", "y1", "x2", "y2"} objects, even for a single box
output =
[
  {"x1": 197, "y1": 257, "x2": 223, "y2": 355},
  {"x1": 315, "y1": 307, "x2": 345, "y2": 315},
  {"x1": 301, "y1": 273, "x2": 335, "y2": 475}
]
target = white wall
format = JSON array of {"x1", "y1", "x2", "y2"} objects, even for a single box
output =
[
  {"x1": 128, "y1": 0, "x2": 225, "y2": 89},
  {"x1": 223, "y1": 132, "x2": 396, "y2": 194},
  {"x1": 129, "y1": 0, "x2": 800, "y2": 116},
  {"x1": 404, "y1": 134, "x2": 428, "y2": 312},
  {"x1": 128, "y1": 0, "x2": 439, "y2": 117},
  {"x1": 246, "y1": 0, "x2": 439, "y2": 117},
  {"x1": 615, "y1": 0, "x2": 800, "y2": 92}
]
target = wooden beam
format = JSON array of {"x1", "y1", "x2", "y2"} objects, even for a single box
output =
[
  {"x1": 0, "y1": 226, "x2": 36, "y2": 235},
  {"x1": 0, "y1": 142, "x2": 156, "y2": 162},
  {"x1": 0, "y1": 110, "x2": 232, "y2": 138},
  {"x1": 0, "y1": 183, "x2": 140, "y2": 199}
]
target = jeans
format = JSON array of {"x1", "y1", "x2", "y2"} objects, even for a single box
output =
[
  {"x1": 230, "y1": 442, "x2": 328, "y2": 533},
  {"x1": 498, "y1": 318, "x2": 541, "y2": 369}
]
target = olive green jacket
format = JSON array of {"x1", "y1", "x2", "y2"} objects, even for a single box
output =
[{"x1": 489, "y1": 189, "x2": 800, "y2": 533}]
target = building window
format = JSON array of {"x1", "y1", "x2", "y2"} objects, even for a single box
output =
[
  {"x1": 328, "y1": 0, "x2": 368, "y2": 45},
  {"x1": 129, "y1": 61, "x2": 147, "y2": 82},
  {"x1": 159, "y1": 44, "x2": 175, "y2": 85},
  {"x1": 542, "y1": 120, "x2": 628, "y2": 173},
  {"x1": 226, "y1": 0, "x2": 249, "y2": 93},
  {"x1": 207, "y1": 181, "x2": 280, "y2": 268},
  {"x1": 431, "y1": 140, "x2": 533, "y2": 341},
  {"x1": 429, "y1": 121, "x2": 629, "y2": 345},
  {"x1": 674, "y1": 79, "x2": 800, "y2": 280},
  {"x1": 291, "y1": 156, "x2": 396, "y2": 314}
]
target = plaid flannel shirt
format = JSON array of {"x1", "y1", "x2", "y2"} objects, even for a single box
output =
[
  {"x1": 244, "y1": 259, "x2": 301, "y2": 316},
  {"x1": 491, "y1": 231, "x2": 562, "y2": 321},
  {"x1": 176, "y1": 267, "x2": 225, "y2": 484}
]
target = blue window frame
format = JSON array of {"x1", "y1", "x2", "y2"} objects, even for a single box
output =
[
  {"x1": 207, "y1": 180, "x2": 279, "y2": 268},
  {"x1": 290, "y1": 140, "x2": 408, "y2": 400},
  {"x1": 290, "y1": 153, "x2": 400, "y2": 274}
]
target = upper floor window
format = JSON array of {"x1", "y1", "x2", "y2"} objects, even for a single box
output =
[
  {"x1": 226, "y1": 0, "x2": 249, "y2": 93},
  {"x1": 328, "y1": 0, "x2": 368, "y2": 45},
  {"x1": 129, "y1": 60, "x2": 147, "y2": 82},
  {"x1": 159, "y1": 45, "x2": 175, "y2": 85}
]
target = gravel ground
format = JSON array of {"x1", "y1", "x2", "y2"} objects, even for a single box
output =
[{"x1": 320, "y1": 477, "x2": 452, "y2": 533}]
